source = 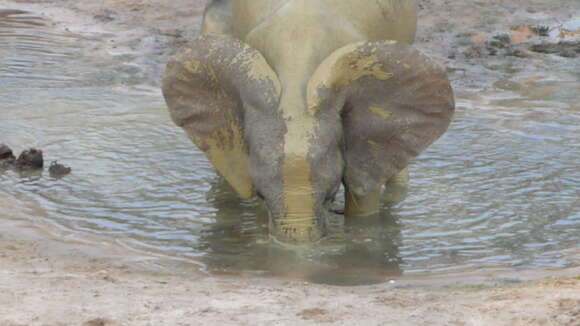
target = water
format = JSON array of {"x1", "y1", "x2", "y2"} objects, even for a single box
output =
[{"x1": 1, "y1": 10, "x2": 579, "y2": 284}]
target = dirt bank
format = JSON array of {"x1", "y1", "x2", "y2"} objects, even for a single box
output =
[{"x1": 1, "y1": 0, "x2": 579, "y2": 325}]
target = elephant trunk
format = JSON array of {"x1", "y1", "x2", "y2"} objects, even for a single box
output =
[
  {"x1": 269, "y1": 154, "x2": 324, "y2": 244},
  {"x1": 270, "y1": 211, "x2": 322, "y2": 244}
]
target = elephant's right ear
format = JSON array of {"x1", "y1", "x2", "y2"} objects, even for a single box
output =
[
  {"x1": 308, "y1": 41, "x2": 454, "y2": 199},
  {"x1": 162, "y1": 34, "x2": 281, "y2": 199}
]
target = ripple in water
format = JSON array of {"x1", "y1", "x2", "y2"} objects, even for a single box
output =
[{"x1": 0, "y1": 10, "x2": 578, "y2": 285}]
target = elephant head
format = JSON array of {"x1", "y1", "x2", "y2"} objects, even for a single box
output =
[{"x1": 162, "y1": 32, "x2": 454, "y2": 244}]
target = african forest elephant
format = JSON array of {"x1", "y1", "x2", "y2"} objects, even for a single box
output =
[{"x1": 162, "y1": 0, "x2": 455, "y2": 244}]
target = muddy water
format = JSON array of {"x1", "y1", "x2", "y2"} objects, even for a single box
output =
[{"x1": 1, "y1": 11, "x2": 579, "y2": 284}]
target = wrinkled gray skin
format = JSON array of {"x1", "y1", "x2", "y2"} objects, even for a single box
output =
[{"x1": 162, "y1": 0, "x2": 455, "y2": 244}]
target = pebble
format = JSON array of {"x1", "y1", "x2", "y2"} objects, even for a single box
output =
[
  {"x1": 15, "y1": 148, "x2": 44, "y2": 170},
  {"x1": 49, "y1": 161, "x2": 72, "y2": 178},
  {"x1": 0, "y1": 144, "x2": 71, "y2": 178}
]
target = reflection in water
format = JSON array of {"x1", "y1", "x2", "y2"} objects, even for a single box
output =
[
  {"x1": 307, "y1": 213, "x2": 403, "y2": 285},
  {"x1": 201, "y1": 178, "x2": 403, "y2": 284},
  {"x1": 1, "y1": 10, "x2": 579, "y2": 284}
]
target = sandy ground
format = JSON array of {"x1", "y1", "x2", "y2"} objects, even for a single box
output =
[{"x1": 1, "y1": 0, "x2": 580, "y2": 325}]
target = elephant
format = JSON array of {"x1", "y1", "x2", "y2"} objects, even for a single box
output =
[{"x1": 162, "y1": 0, "x2": 455, "y2": 245}]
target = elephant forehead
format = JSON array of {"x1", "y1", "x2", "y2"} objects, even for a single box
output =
[{"x1": 306, "y1": 42, "x2": 397, "y2": 115}]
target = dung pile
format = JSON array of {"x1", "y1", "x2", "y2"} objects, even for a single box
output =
[{"x1": 0, "y1": 144, "x2": 71, "y2": 178}]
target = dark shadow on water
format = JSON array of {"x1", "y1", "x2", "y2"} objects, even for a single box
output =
[{"x1": 199, "y1": 177, "x2": 403, "y2": 285}]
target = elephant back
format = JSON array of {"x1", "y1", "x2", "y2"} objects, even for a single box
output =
[
  {"x1": 231, "y1": 0, "x2": 287, "y2": 40},
  {"x1": 330, "y1": 0, "x2": 417, "y2": 43},
  {"x1": 232, "y1": 0, "x2": 417, "y2": 44}
]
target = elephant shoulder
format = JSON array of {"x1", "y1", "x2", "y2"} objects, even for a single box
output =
[{"x1": 202, "y1": 0, "x2": 233, "y2": 36}]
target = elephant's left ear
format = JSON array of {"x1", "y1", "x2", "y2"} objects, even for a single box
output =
[
  {"x1": 308, "y1": 41, "x2": 454, "y2": 197},
  {"x1": 162, "y1": 34, "x2": 281, "y2": 199}
]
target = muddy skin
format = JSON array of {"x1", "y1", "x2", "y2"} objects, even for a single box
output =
[{"x1": 48, "y1": 160, "x2": 72, "y2": 178}]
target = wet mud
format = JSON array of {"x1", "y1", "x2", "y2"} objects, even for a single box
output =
[
  {"x1": 529, "y1": 41, "x2": 580, "y2": 58},
  {"x1": 452, "y1": 26, "x2": 580, "y2": 59}
]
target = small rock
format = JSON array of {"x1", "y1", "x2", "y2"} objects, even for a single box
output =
[
  {"x1": 529, "y1": 41, "x2": 580, "y2": 58},
  {"x1": 15, "y1": 148, "x2": 43, "y2": 170},
  {"x1": 530, "y1": 25, "x2": 551, "y2": 37},
  {"x1": 48, "y1": 161, "x2": 71, "y2": 178},
  {"x1": 298, "y1": 307, "x2": 328, "y2": 320},
  {"x1": 0, "y1": 144, "x2": 14, "y2": 160},
  {"x1": 504, "y1": 47, "x2": 531, "y2": 58},
  {"x1": 0, "y1": 145, "x2": 16, "y2": 169},
  {"x1": 82, "y1": 318, "x2": 120, "y2": 326},
  {"x1": 94, "y1": 9, "x2": 116, "y2": 22}
]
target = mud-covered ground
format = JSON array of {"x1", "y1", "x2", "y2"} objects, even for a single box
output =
[{"x1": 1, "y1": 0, "x2": 580, "y2": 325}]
